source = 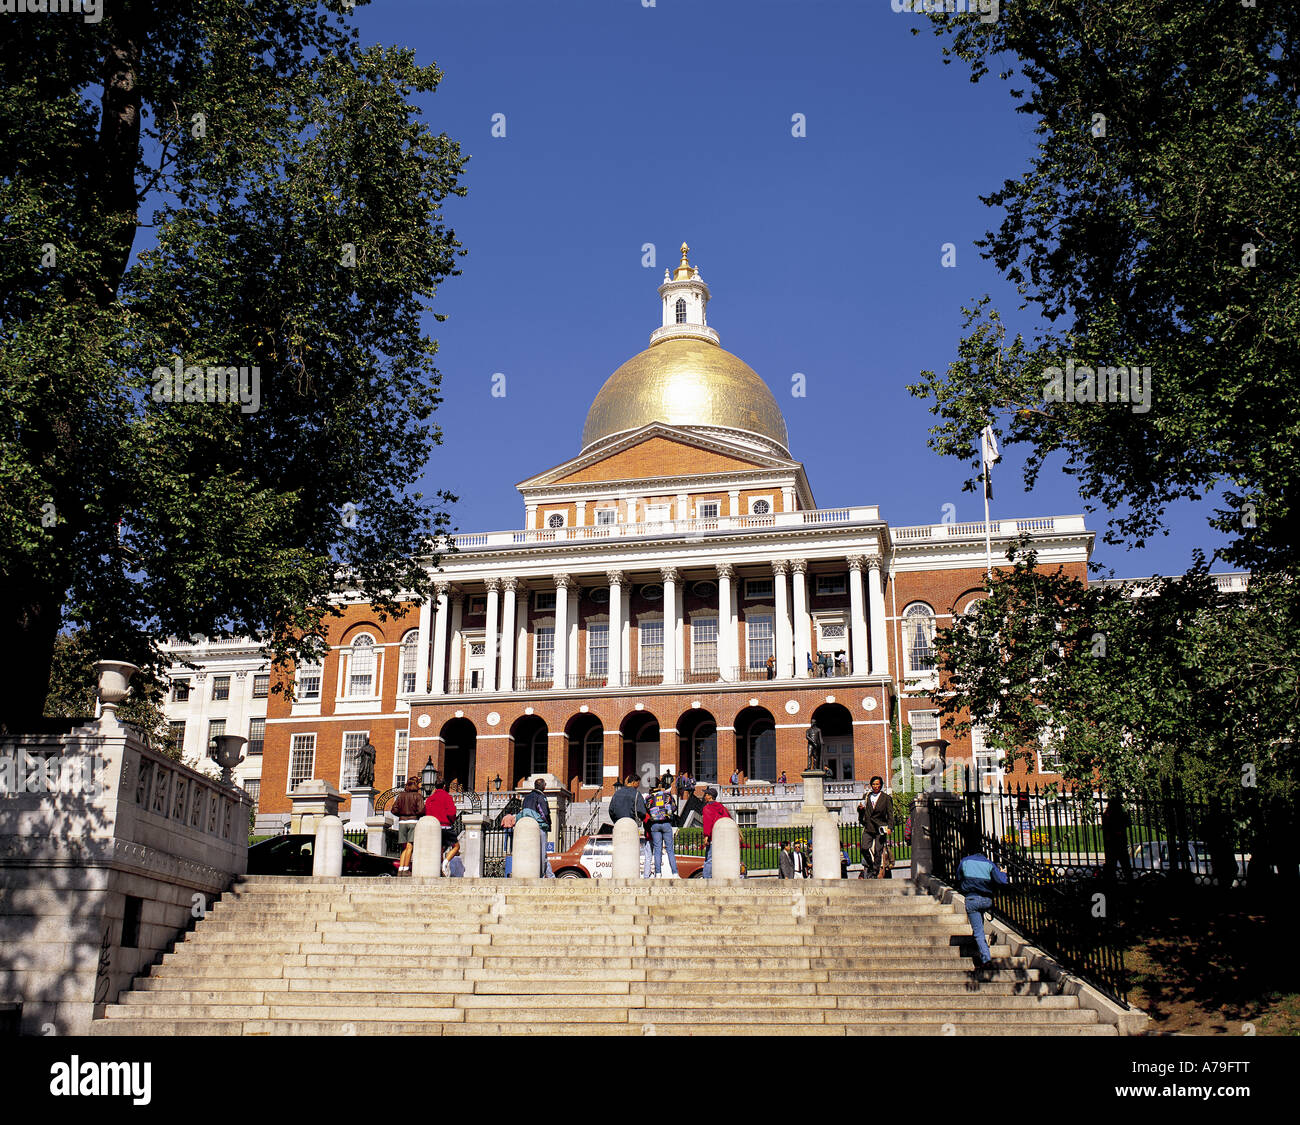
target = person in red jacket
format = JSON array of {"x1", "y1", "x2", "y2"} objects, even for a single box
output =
[
  {"x1": 701, "y1": 787, "x2": 731, "y2": 878},
  {"x1": 425, "y1": 778, "x2": 458, "y2": 852}
]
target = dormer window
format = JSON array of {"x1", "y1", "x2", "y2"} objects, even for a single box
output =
[{"x1": 675, "y1": 298, "x2": 686, "y2": 324}]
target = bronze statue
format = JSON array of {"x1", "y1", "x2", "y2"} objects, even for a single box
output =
[
  {"x1": 355, "y1": 740, "x2": 376, "y2": 788},
  {"x1": 805, "y1": 721, "x2": 823, "y2": 771}
]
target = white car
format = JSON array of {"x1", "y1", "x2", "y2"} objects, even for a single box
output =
[{"x1": 1129, "y1": 840, "x2": 1245, "y2": 881}]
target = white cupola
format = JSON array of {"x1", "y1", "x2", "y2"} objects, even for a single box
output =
[{"x1": 649, "y1": 242, "x2": 720, "y2": 347}]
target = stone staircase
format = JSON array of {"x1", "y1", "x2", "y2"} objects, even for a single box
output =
[{"x1": 91, "y1": 877, "x2": 1117, "y2": 1035}]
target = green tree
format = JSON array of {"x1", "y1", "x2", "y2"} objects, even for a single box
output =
[
  {"x1": 0, "y1": 1, "x2": 465, "y2": 732},
  {"x1": 907, "y1": 2, "x2": 1299, "y2": 570},
  {"x1": 933, "y1": 551, "x2": 1298, "y2": 804}
]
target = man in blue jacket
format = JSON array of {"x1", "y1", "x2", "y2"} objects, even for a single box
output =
[{"x1": 957, "y1": 840, "x2": 1008, "y2": 968}]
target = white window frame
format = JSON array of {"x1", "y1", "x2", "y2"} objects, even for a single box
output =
[
  {"x1": 288, "y1": 734, "x2": 316, "y2": 793},
  {"x1": 815, "y1": 574, "x2": 847, "y2": 596},
  {"x1": 345, "y1": 633, "x2": 380, "y2": 699},
  {"x1": 534, "y1": 590, "x2": 557, "y2": 612},
  {"x1": 743, "y1": 577, "x2": 774, "y2": 600},
  {"x1": 392, "y1": 730, "x2": 409, "y2": 789},
  {"x1": 296, "y1": 659, "x2": 322, "y2": 703},
  {"x1": 251, "y1": 673, "x2": 270, "y2": 699},
  {"x1": 340, "y1": 730, "x2": 370, "y2": 791},
  {"x1": 691, "y1": 615, "x2": 719, "y2": 671},
  {"x1": 587, "y1": 621, "x2": 609, "y2": 677},
  {"x1": 545, "y1": 512, "x2": 567, "y2": 529},
  {"x1": 595, "y1": 507, "x2": 617, "y2": 526},
  {"x1": 903, "y1": 602, "x2": 937, "y2": 675},
  {"x1": 206, "y1": 718, "x2": 226, "y2": 758},
  {"x1": 748, "y1": 496, "x2": 773, "y2": 516},
  {"x1": 211, "y1": 675, "x2": 231, "y2": 701},
  {"x1": 535, "y1": 626, "x2": 555, "y2": 678},
  {"x1": 696, "y1": 500, "x2": 720, "y2": 519},
  {"x1": 639, "y1": 618, "x2": 664, "y2": 673},
  {"x1": 746, "y1": 613, "x2": 774, "y2": 669},
  {"x1": 247, "y1": 717, "x2": 266, "y2": 756},
  {"x1": 171, "y1": 678, "x2": 191, "y2": 703},
  {"x1": 399, "y1": 629, "x2": 419, "y2": 695}
]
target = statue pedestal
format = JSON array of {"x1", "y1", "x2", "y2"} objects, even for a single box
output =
[
  {"x1": 289, "y1": 780, "x2": 342, "y2": 835},
  {"x1": 789, "y1": 769, "x2": 833, "y2": 826},
  {"x1": 344, "y1": 786, "x2": 376, "y2": 833}
]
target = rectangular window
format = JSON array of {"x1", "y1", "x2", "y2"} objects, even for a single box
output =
[
  {"x1": 815, "y1": 575, "x2": 847, "y2": 596},
  {"x1": 746, "y1": 615, "x2": 774, "y2": 669},
  {"x1": 468, "y1": 595, "x2": 487, "y2": 615},
  {"x1": 697, "y1": 501, "x2": 720, "y2": 519},
  {"x1": 744, "y1": 578, "x2": 773, "y2": 600},
  {"x1": 298, "y1": 664, "x2": 322, "y2": 702},
  {"x1": 251, "y1": 673, "x2": 270, "y2": 699},
  {"x1": 211, "y1": 675, "x2": 230, "y2": 701},
  {"x1": 348, "y1": 645, "x2": 374, "y2": 697},
  {"x1": 534, "y1": 591, "x2": 556, "y2": 612},
  {"x1": 171, "y1": 679, "x2": 190, "y2": 703},
  {"x1": 341, "y1": 731, "x2": 369, "y2": 790},
  {"x1": 168, "y1": 721, "x2": 186, "y2": 754},
  {"x1": 206, "y1": 719, "x2": 226, "y2": 758},
  {"x1": 247, "y1": 718, "x2": 265, "y2": 756},
  {"x1": 535, "y1": 627, "x2": 555, "y2": 677},
  {"x1": 401, "y1": 643, "x2": 417, "y2": 694},
  {"x1": 909, "y1": 710, "x2": 940, "y2": 745},
  {"x1": 243, "y1": 778, "x2": 260, "y2": 811},
  {"x1": 583, "y1": 735, "x2": 603, "y2": 787},
  {"x1": 393, "y1": 730, "x2": 409, "y2": 789},
  {"x1": 289, "y1": 734, "x2": 316, "y2": 791},
  {"x1": 588, "y1": 623, "x2": 609, "y2": 677},
  {"x1": 692, "y1": 616, "x2": 718, "y2": 671},
  {"x1": 595, "y1": 508, "x2": 617, "y2": 526},
  {"x1": 639, "y1": 620, "x2": 664, "y2": 673},
  {"x1": 736, "y1": 808, "x2": 758, "y2": 828}
]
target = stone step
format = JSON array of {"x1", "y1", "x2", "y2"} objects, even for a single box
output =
[{"x1": 106, "y1": 1003, "x2": 465, "y2": 1021}]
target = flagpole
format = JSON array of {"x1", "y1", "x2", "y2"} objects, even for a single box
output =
[{"x1": 983, "y1": 456, "x2": 993, "y2": 580}]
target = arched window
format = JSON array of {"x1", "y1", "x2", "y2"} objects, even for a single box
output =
[
  {"x1": 692, "y1": 721, "x2": 717, "y2": 781},
  {"x1": 675, "y1": 298, "x2": 687, "y2": 324},
  {"x1": 348, "y1": 634, "x2": 375, "y2": 696},
  {"x1": 903, "y1": 603, "x2": 936, "y2": 673},
  {"x1": 583, "y1": 726, "x2": 604, "y2": 787},
  {"x1": 400, "y1": 630, "x2": 419, "y2": 694}
]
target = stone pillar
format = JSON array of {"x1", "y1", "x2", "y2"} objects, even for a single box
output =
[
  {"x1": 867, "y1": 557, "x2": 888, "y2": 675},
  {"x1": 499, "y1": 577, "x2": 518, "y2": 692},
  {"x1": 717, "y1": 563, "x2": 735, "y2": 680},
  {"x1": 312, "y1": 815, "x2": 344, "y2": 877},
  {"x1": 484, "y1": 577, "x2": 500, "y2": 692},
  {"x1": 525, "y1": 503, "x2": 537, "y2": 530},
  {"x1": 911, "y1": 790, "x2": 961, "y2": 883},
  {"x1": 791, "y1": 559, "x2": 810, "y2": 678},
  {"x1": 460, "y1": 812, "x2": 487, "y2": 878},
  {"x1": 412, "y1": 817, "x2": 444, "y2": 877},
  {"x1": 343, "y1": 785, "x2": 376, "y2": 833},
  {"x1": 431, "y1": 582, "x2": 450, "y2": 694},
  {"x1": 712, "y1": 817, "x2": 741, "y2": 878},
  {"x1": 513, "y1": 815, "x2": 541, "y2": 880},
  {"x1": 612, "y1": 818, "x2": 641, "y2": 878},
  {"x1": 365, "y1": 813, "x2": 388, "y2": 856},
  {"x1": 415, "y1": 597, "x2": 433, "y2": 694},
  {"x1": 567, "y1": 584, "x2": 580, "y2": 679},
  {"x1": 576, "y1": 500, "x2": 587, "y2": 526},
  {"x1": 661, "y1": 566, "x2": 679, "y2": 685},
  {"x1": 607, "y1": 570, "x2": 625, "y2": 686},
  {"x1": 773, "y1": 560, "x2": 793, "y2": 679},
  {"x1": 812, "y1": 815, "x2": 841, "y2": 880},
  {"x1": 448, "y1": 591, "x2": 465, "y2": 689},
  {"x1": 727, "y1": 488, "x2": 740, "y2": 517},
  {"x1": 848, "y1": 556, "x2": 870, "y2": 675},
  {"x1": 800, "y1": 769, "x2": 829, "y2": 819},
  {"x1": 515, "y1": 580, "x2": 530, "y2": 686},
  {"x1": 552, "y1": 574, "x2": 571, "y2": 688},
  {"x1": 289, "y1": 780, "x2": 342, "y2": 834}
]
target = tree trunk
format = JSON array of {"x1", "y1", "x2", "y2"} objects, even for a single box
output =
[{"x1": 1, "y1": 578, "x2": 65, "y2": 734}]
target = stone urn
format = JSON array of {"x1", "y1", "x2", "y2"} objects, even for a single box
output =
[
  {"x1": 211, "y1": 734, "x2": 248, "y2": 787},
  {"x1": 94, "y1": 660, "x2": 140, "y2": 723}
]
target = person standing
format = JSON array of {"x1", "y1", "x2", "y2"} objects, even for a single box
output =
[
  {"x1": 765, "y1": 654, "x2": 775, "y2": 679},
  {"x1": 646, "y1": 775, "x2": 679, "y2": 878},
  {"x1": 701, "y1": 787, "x2": 731, "y2": 878},
  {"x1": 957, "y1": 839, "x2": 1008, "y2": 968},
  {"x1": 520, "y1": 778, "x2": 554, "y2": 878},
  {"x1": 391, "y1": 776, "x2": 423, "y2": 875},
  {"x1": 425, "y1": 777, "x2": 458, "y2": 854},
  {"x1": 857, "y1": 775, "x2": 893, "y2": 878},
  {"x1": 1102, "y1": 796, "x2": 1133, "y2": 882},
  {"x1": 609, "y1": 774, "x2": 649, "y2": 877},
  {"x1": 778, "y1": 840, "x2": 795, "y2": 879}
]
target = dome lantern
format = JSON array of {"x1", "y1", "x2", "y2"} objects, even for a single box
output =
[{"x1": 651, "y1": 241, "x2": 718, "y2": 348}]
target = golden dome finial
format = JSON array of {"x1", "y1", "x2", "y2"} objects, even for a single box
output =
[{"x1": 673, "y1": 241, "x2": 694, "y2": 280}]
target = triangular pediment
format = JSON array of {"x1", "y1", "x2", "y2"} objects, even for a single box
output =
[{"x1": 518, "y1": 423, "x2": 800, "y2": 490}]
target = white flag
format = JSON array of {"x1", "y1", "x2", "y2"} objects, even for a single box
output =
[{"x1": 980, "y1": 425, "x2": 1001, "y2": 466}]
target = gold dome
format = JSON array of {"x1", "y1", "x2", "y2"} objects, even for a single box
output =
[{"x1": 581, "y1": 337, "x2": 789, "y2": 454}]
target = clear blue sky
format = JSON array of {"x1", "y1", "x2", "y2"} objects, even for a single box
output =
[{"x1": 351, "y1": 0, "x2": 1230, "y2": 579}]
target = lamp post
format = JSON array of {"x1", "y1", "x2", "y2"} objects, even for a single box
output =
[
  {"x1": 486, "y1": 773, "x2": 502, "y2": 823},
  {"x1": 420, "y1": 756, "x2": 438, "y2": 800}
]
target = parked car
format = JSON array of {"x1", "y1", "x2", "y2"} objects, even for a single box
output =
[
  {"x1": 548, "y1": 833, "x2": 706, "y2": 879},
  {"x1": 1129, "y1": 840, "x2": 1245, "y2": 882},
  {"x1": 248, "y1": 834, "x2": 398, "y2": 876}
]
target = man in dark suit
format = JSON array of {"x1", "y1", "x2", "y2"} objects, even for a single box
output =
[
  {"x1": 778, "y1": 841, "x2": 795, "y2": 879},
  {"x1": 857, "y1": 775, "x2": 893, "y2": 878}
]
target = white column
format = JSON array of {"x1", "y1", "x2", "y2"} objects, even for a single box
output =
[
  {"x1": 553, "y1": 574, "x2": 571, "y2": 688},
  {"x1": 868, "y1": 558, "x2": 889, "y2": 675},
  {"x1": 848, "y1": 556, "x2": 870, "y2": 675},
  {"x1": 576, "y1": 500, "x2": 587, "y2": 527},
  {"x1": 661, "y1": 566, "x2": 679, "y2": 685},
  {"x1": 448, "y1": 592, "x2": 465, "y2": 690},
  {"x1": 773, "y1": 560, "x2": 793, "y2": 679},
  {"x1": 484, "y1": 578, "x2": 500, "y2": 692},
  {"x1": 676, "y1": 492, "x2": 688, "y2": 521},
  {"x1": 781, "y1": 485, "x2": 795, "y2": 512},
  {"x1": 431, "y1": 582, "x2": 449, "y2": 694},
  {"x1": 525, "y1": 503, "x2": 537, "y2": 530},
  {"x1": 716, "y1": 563, "x2": 735, "y2": 680},
  {"x1": 515, "y1": 583, "x2": 530, "y2": 685},
  {"x1": 567, "y1": 583, "x2": 580, "y2": 676},
  {"x1": 791, "y1": 559, "x2": 810, "y2": 678},
  {"x1": 727, "y1": 488, "x2": 740, "y2": 517},
  {"x1": 500, "y1": 577, "x2": 518, "y2": 691},
  {"x1": 607, "y1": 570, "x2": 625, "y2": 686},
  {"x1": 621, "y1": 585, "x2": 632, "y2": 676},
  {"x1": 415, "y1": 597, "x2": 432, "y2": 695}
]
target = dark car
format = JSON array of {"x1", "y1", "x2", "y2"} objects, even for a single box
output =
[{"x1": 248, "y1": 834, "x2": 398, "y2": 876}]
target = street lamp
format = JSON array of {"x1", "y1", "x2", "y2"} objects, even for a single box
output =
[
  {"x1": 486, "y1": 773, "x2": 502, "y2": 822},
  {"x1": 420, "y1": 756, "x2": 438, "y2": 799}
]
